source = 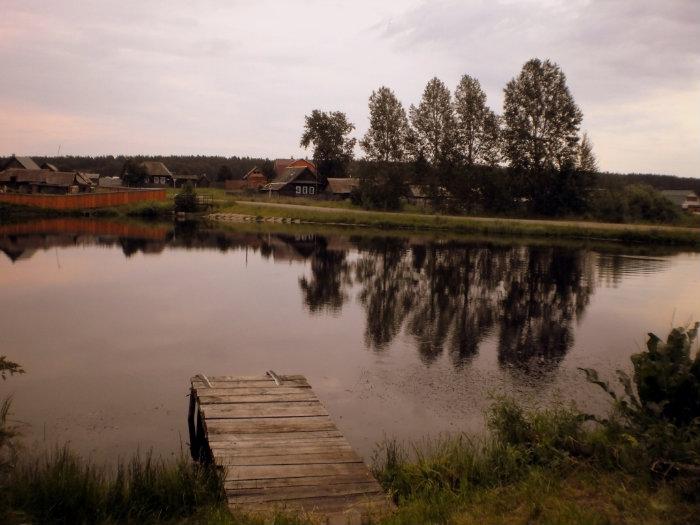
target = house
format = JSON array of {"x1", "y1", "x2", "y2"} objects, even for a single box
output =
[
  {"x1": 224, "y1": 179, "x2": 246, "y2": 192},
  {"x1": 273, "y1": 158, "x2": 317, "y2": 178},
  {"x1": 2, "y1": 155, "x2": 41, "y2": 171},
  {"x1": 137, "y1": 161, "x2": 175, "y2": 186},
  {"x1": 0, "y1": 168, "x2": 93, "y2": 194},
  {"x1": 660, "y1": 190, "x2": 700, "y2": 214},
  {"x1": 242, "y1": 167, "x2": 268, "y2": 189},
  {"x1": 325, "y1": 178, "x2": 359, "y2": 199},
  {"x1": 263, "y1": 164, "x2": 322, "y2": 196}
]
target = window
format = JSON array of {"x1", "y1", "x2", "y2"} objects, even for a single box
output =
[
  {"x1": 302, "y1": 186, "x2": 308, "y2": 194},
  {"x1": 309, "y1": 186, "x2": 315, "y2": 195},
  {"x1": 296, "y1": 185, "x2": 301, "y2": 194}
]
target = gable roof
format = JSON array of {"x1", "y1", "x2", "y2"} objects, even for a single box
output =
[
  {"x1": 3, "y1": 156, "x2": 40, "y2": 170},
  {"x1": 273, "y1": 159, "x2": 295, "y2": 178},
  {"x1": 0, "y1": 168, "x2": 93, "y2": 187},
  {"x1": 41, "y1": 162, "x2": 59, "y2": 172},
  {"x1": 660, "y1": 189, "x2": 699, "y2": 207},
  {"x1": 326, "y1": 178, "x2": 359, "y2": 194},
  {"x1": 138, "y1": 161, "x2": 173, "y2": 177},
  {"x1": 243, "y1": 167, "x2": 266, "y2": 180}
]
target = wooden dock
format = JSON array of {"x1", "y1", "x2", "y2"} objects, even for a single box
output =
[{"x1": 189, "y1": 372, "x2": 390, "y2": 522}]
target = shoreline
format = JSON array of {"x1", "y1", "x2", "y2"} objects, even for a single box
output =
[{"x1": 211, "y1": 200, "x2": 700, "y2": 247}]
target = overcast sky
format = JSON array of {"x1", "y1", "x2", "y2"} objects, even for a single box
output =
[{"x1": 1, "y1": 0, "x2": 698, "y2": 176}]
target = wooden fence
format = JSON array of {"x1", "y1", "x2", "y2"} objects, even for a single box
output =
[{"x1": 0, "y1": 189, "x2": 166, "y2": 210}]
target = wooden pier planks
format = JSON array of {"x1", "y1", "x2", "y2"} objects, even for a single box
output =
[{"x1": 190, "y1": 373, "x2": 390, "y2": 520}]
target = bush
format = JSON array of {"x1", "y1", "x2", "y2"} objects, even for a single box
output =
[
  {"x1": 174, "y1": 182, "x2": 198, "y2": 213},
  {"x1": 590, "y1": 184, "x2": 681, "y2": 224}
]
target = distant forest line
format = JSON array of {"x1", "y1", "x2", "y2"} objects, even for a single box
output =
[{"x1": 1, "y1": 154, "x2": 698, "y2": 193}]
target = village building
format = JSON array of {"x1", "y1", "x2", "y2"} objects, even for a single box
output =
[
  {"x1": 661, "y1": 189, "x2": 700, "y2": 214},
  {"x1": 272, "y1": 158, "x2": 317, "y2": 179},
  {"x1": 242, "y1": 167, "x2": 267, "y2": 189},
  {"x1": 40, "y1": 162, "x2": 59, "y2": 172},
  {"x1": 263, "y1": 163, "x2": 322, "y2": 196},
  {"x1": 0, "y1": 168, "x2": 93, "y2": 194},
  {"x1": 324, "y1": 178, "x2": 359, "y2": 199},
  {"x1": 2, "y1": 155, "x2": 41, "y2": 171},
  {"x1": 136, "y1": 161, "x2": 175, "y2": 186}
]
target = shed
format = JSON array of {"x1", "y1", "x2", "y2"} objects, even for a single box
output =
[
  {"x1": 2, "y1": 155, "x2": 41, "y2": 171},
  {"x1": 325, "y1": 177, "x2": 359, "y2": 198}
]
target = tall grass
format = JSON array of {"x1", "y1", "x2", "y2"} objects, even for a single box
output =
[{"x1": 0, "y1": 447, "x2": 225, "y2": 524}]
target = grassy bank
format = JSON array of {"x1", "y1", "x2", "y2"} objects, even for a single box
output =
[
  {"x1": 3, "y1": 325, "x2": 700, "y2": 523},
  {"x1": 217, "y1": 199, "x2": 700, "y2": 246}
]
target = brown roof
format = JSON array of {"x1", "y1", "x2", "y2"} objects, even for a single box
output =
[
  {"x1": 138, "y1": 161, "x2": 172, "y2": 177},
  {"x1": 41, "y1": 162, "x2": 59, "y2": 172},
  {"x1": 326, "y1": 178, "x2": 359, "y2": 194},
  {"x1": 273, "y1": 159, "x2": 294, "y2": 178},
  {"x1": 243, "y1": 167, "x2": 266, "y2": 180},
  {"x1": 3, "y1": 156, "x2": 40, "y2": 170},
  {"x1": 0, "y1": 168, "x2": 93, "y2": 187}
]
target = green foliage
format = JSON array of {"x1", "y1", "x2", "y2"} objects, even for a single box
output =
[
  {"x1": 361, "y1": 86, "x2": 411, "y2": 163},
  {"x1": 174, "y1": 182, "x2": 198, "y2": 213},
  {"x1": 353, "y1": 162, "x2": 406, "y2": 210},
  {"x1": 300, "y1": 110, "x2": 356, "y2": 178},
  {"x1": 409, "y1": 77, "x2": 457, "y2": 166},
  {"x1": 590, "y1": 184, "x2": 682, "y2": 224},
  {"x1": 1, "y1": 448, "x2": 225, "y2": 523}
]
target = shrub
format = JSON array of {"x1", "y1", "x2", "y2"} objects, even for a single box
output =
[{"x1": 174, "y1": 182, "x2": 198, "y2": 213}]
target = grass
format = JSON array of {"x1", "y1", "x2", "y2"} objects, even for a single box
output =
[{"x1": 215, "y1": 199, "x2": 700, "y2": 247}]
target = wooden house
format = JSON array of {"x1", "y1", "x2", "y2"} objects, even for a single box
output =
[
  {"x1": 1, "y1": 155, "x2": 41, "y2": 171},
  {"x1": 273, "y1": 158, "x2": 317, "y2": 178},
  {"x1": 242, "y1": 167, "x2": 267, "y2": 189},
  {"x1": 0, "y1": 168, "x2": 93, "y2": 194},
  {"x1": 661, "y1": 190, "x2": 700, "y2": 214},
  {"x1": 325, "y1": 178, "x2": 359, "y2": 199},
  {"x1": 138, "y1": 161, "x2": 175, "y2": 186},
  {"x1": 263, "y1": 165, "x2": 321, "y2": 196}
]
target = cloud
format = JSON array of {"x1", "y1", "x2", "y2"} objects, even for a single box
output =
[{"x1": 0, "y1": 0, "x2": 697, "y2": 175}]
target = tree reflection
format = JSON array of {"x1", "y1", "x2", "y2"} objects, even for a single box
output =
[{"x1": 299, "y1": 239, "x2": 352, "y2": 314}]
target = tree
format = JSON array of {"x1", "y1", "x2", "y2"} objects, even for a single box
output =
[
  {"x1": 174, "y1": 182, "x2": 198, "y2": 212},
  {"x1": 577, "y1": 132, "x2": 598, "y2": 173},
  {"x1": 121, "y1": 159, "x2": 147, "y2": 187},
  {"x1": 300, "y1": 110, "x2": 356, "y2": 178},
  {"x1": 454, "y1": 75, "x2": 500, "y2": 166},
  {"x1": 409, "y1": 78, "x2": 457, "y2": 166},
  {"x1": 360, "y1": 86, "x2": 411, "y2": 162},
  {"x1": 216, "y1": 165, "x2": 233, "y2": 182},
  {"x1": 502, "y1": 59, "x2": 583, "y2": 173}
]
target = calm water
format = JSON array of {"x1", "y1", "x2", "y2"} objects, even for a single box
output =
[{"x1": 0, "y1": 219, "x2": 698, "y2": 463}]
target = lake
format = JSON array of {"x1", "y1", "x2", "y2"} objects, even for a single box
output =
[{"x1": 0, "y1": 218, "x2": 698, "y2": 463}]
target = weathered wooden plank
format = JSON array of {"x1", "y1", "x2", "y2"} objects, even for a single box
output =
[
  {"x1": 212, "y1": 443, "x2": 353, "y2": 456},
  {"x1": 207, "y1": 417, "x2": 337, "y2": 434},
  {"x1": 207, "y1": 430, "x2": 345, "y2": 443},
  {"x1": 199, "y1": 393, "x2": 318, "y2": 404},
  {"x1": 194, "y1": 387, "x2": 314, "y2": 397},
  {"x1": 225, "y1": 473, "x2": 378, "y2": 490},
  {"x1": 215, "y1": 451, "x2": 362, "y2": 466},
  {"x1": 193, "y1": 379, "x2": 309, "y2": 389},
  {"x1": 232, "y1": 492, "x2": 389, "y2": 513},
  {"x1": 226, "y1": 462, "x2": 373, "y2": 481},
  {"x1": 227, "y1": 482, "x2": 383, "y2": 503},
  {"x1": 202, "y1": 401, "x2": 328, "y2": 419},
  {"x1": 209, "y1": 375, "x2": 307, "y2": 382}
]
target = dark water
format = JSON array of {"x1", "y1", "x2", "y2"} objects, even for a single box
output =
[{"x1": 0, "y1": 219, "x2": 698, "y2": 462}]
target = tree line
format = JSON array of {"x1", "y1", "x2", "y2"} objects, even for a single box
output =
[{"x1": 299, "y1": 58, "x2": 682, "y2": 222}]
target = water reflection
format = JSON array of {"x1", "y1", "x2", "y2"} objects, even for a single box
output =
[{"x1": 0, "y1": 219, "x2": 684, "y2": 378}]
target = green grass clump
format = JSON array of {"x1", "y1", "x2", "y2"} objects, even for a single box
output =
[{"x1": 0, "y1": 448, "x2": 225, "y2": 524}]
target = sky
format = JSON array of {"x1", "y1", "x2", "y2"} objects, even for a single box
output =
[{"x1": 1, "y1": 0, "x2": 698, "y2": 177}]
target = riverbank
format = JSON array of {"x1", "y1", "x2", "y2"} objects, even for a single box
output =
[
  {"x1": 2, "y1": 398, "x2": 697, "y2": 524},
  {"x1": 212, "y1": 199, "x2": 700, "y2": 246}
]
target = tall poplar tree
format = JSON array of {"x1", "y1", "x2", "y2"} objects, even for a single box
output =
[
  {"x1": 454, "y1": 75, "x2": 500, "y2": 166},
  {"x1": 409, "y1": 78, "x2": 457, "y2": 166},
  {"x1": 360, "y1": 86, "x2": 411, "y2": 162},
  {"x1": 577, "y1": 132, "x2": 598, "y2": 172},
  {"x1": 502, "y1": 59, "x2": 582, "y2": 172}
]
